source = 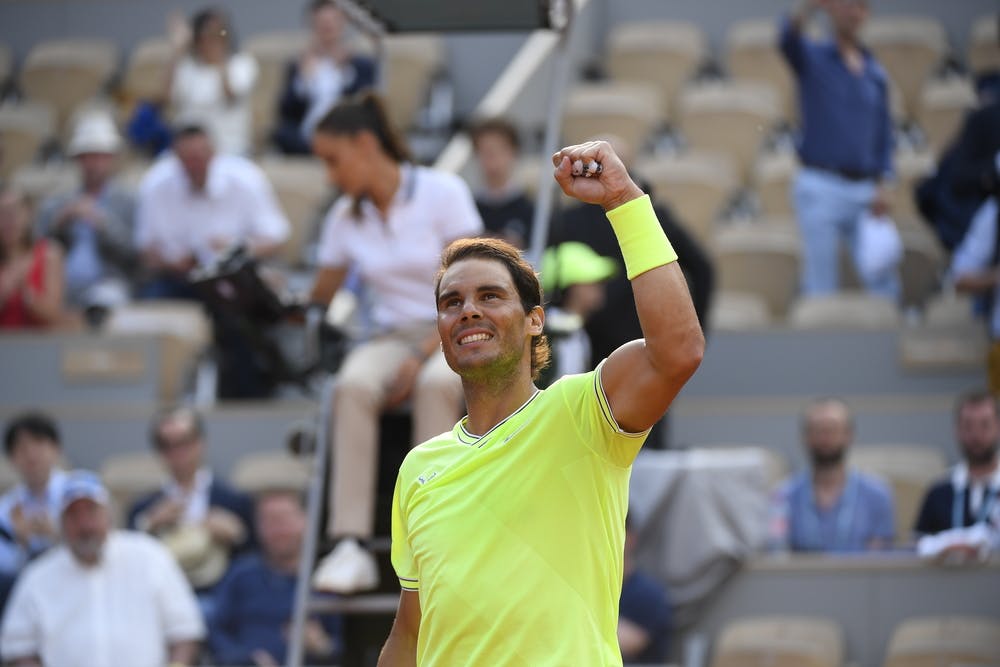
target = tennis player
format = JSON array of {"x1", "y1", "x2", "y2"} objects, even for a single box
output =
[{"x1": 378, "y1": 140, "x2": 705, "y2": 666}]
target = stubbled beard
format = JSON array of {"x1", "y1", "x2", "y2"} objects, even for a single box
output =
[
  {"x1": 964, "y1": 443, "x2": 999, "y2": 468},
  {"x1": 810, "y1": 449, "x2": 846, "y2": 470}
]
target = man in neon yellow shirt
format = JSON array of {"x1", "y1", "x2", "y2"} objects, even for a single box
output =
[{"x1": 378, "y1": 141, "x2": 705, "y2": 666}]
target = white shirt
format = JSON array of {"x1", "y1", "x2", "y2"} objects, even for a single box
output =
[
  {"x1": 950, "y1": 197, "x2": 999, "y2": 337},
  {"x1": 297, "y1": 57, "x2": 346, "y2": 139},
  {"x1": 317, "y1": 164, "x2": 483, "y2": 331},
  {"x1": 171, "y1": 53, "x2": 258, "y2": 155},
  {"x1": 136, "y1": 152, "x2": 290, "y2": 266},
  {"x1": 0, "y1": 470, "x2": 68, "y2": 574},
  {"x1": 163, "y1": 468, "x2": 213, "y2": 525},
  {"x1": 1, "y1": 531, "x2": 204, "y2": 667}
]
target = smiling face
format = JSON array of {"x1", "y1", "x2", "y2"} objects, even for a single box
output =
[{"x1": 436, "y1": 257, "x2": 543, "y2": 383}]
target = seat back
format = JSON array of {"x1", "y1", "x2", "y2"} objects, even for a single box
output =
[
  {"x1": 382, "y1": 34, "x2": 445, "y2": 131},
  {"x1": 258, "y1": 156, "x2": 330, "y2": 267},
  {"x1": 100, "y1": 451, "x2": 168, "y2": 527},
  {"x1": 711, "y1": 615, "x2": 844, "y2": 667},
  {"x1": 678, "y1": 81, "x2": 782, "y2": 182},
  {"x1": 710, "y1": 291, "x2": 773, "y2": 332},
  {"x1": 635, "y1": 151, "x2": 738, "y2": 245},
  {"x1": 245, "y1": 30, "x2": 309, "y2": 152},
  {"x1": 0, "y1": 101, "x2": 56, "y2": 179},
  {"x1": 899, "y1": 227, "x2": 946, "y2": 310},
  {"x1": 863, "y1": 16, "x2": 946, "y2": 121},
  {"x1": 230, "y1": 451, "x2": 311, "y2": 495},
  {"x1": 726, "y1": 19, "x2": 796, "y2": 124},
  {"x1": 715, "y1": 223, "x2": 800, "y2": 318},
  {"x1": 788, "y1": 292, "x2": 901, "y2": 330},
  {"x1": 122, "y1": 37, "x2": 173, "y2": 104},
  {"x1": 19, "y1": 39, "x2": 119, "y2": 134},
  {"x1": 753, "y1": 150, "x2": 798, "y2": 218},
  {"x1": 606, "y1": 20, "x2": 707, "y2": 121},
  {"x1": 916, "y1": 77, "x2": 977, "y2": 157},
  {"x1": 884, "y1": 616, "x2": 1000, "y2": 667},
  {"x1": 968, "y1": 14, "x2": 1000, "y2": 78},
  {"x1": 562, "y1": 82, "x2": 663, "y2": 153}
]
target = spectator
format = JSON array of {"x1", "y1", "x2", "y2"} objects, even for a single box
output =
[
  {"x1": 0, "y1": 185, "x2": 64, "y2": 329},
  {"x1": 538, "y1": 241, "x2": 617, "y2": 382},
  {"x1": 165, "y1": 7, "x2": 258, "y2": 155},
  {"x1": 307, "y1": 93, "x2": 483, "y2": 593},
  {"x1": 618, "y1": 512, "x2": 672, "y2": 665},
  {"x1": 780, "y1": 0, "x2": 898, "y2": 301},
  {"x1": 0, "y1": 412, "x2": 67, "y2": 613},
  {"x1": 469, "y1": 117, "x2": 535, "y2": 250},
  {"x1": 135, "y1": 124, "x2": 290, "y2": 299},
  {"x1": 771, "y1": 398, "x2": 895, "y2": 552},
  {"x1": 914, "y1": 391, "x2": 999, "y2": 557},
  {"x1": 128, "y1": 407, "x2": 255, "y2": 600},
  {"x1": 210, "y1": 490, "x2": 340, "y2": 666},
  {"x1": 1, "y1": 470, "x2": 204, "y2": 667},
  {"x1": 36, "y1": 111, "x2": 137, "y2": 310},
  {"x1": 273, "y1": 0, "x2": 377, "y2": 155},
  {"x1": 950, "y1": 195, "x2": 1000, "y2": 393}
]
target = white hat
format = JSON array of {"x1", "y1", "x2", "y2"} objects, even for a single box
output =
[{"x1": 67, "y1": 111, "x2": 122, "y2": 157}]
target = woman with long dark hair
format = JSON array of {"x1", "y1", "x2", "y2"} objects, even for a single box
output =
[
  {"x1": 308, "y1": 92, "x2": 482, "y2": 593},
  {"x1": 0, "y1": 187, "x2": 64, "y2": 328}
]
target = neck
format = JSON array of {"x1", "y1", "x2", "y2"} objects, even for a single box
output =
[
  {"x1": 462, "y1": 372, "x2": 537, "y2": 436},
  {"x1": 26, "y1": 475, "x2": 51, "y2": 497},
  {"x1": 174, "y1": 468, "x2": 199, "y2": 490},
  {"x1": 813, "y1": 463, "x2": 847, "y2": 490},
  {"x1": 968, "y1": 457, "x2": 999, "y2": 483},
  {"x1": 82, "y1": 179, "x2": 106, "y2": 196},
  {"x1": 267, "y1": 549, "x2": 300, "y2": 575},
  {"x1": 367, "y1": 159, "x2": 401, "y2": 216},
  {"x1": 835, "y1": 31, "x2": 861, "y2": 53},
  {"x1": 484, "y1": 174, "x2": 513, "y2": 195}
]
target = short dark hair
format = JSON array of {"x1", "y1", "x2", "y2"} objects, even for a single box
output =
[
  {"x1": 315, "y1": 91, "x2": 412, "y2": 164},
  {"x1": 435, "y1": 237, "x2": 550, "y2": 381},
  {"x1": 190, "y1": 7, "x2": 236, "y2": 52},
  {"x1": 173, "y1": 124, "x2": 209, "y2": 143},
  {"x1": 149, "y1": 406, "x2": 205, "y2": 451},
  {"x1": 4, "y1": 411, "x2": 61, "y2": 457},
  {"x1": 309, "y1": 0, "x2": 338, "y2": 13},
  {"x1": 955, "y1": 389, "x2": 1000, "y2": 423},
  {"x1": 468, "y1": 117, "x2": 521, "y2": 152}
]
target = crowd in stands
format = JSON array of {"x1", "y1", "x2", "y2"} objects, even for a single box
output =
[{"x1": 0, "y1": 0, "x2": 998, "y2": 663}]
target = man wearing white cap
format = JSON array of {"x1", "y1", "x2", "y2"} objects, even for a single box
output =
[
  {"x1": 37, "y1": 111, "x2": 138, "y2": 309},
  {"x1": 0, "y1": 470, "x2": 204, "y2": 667}
]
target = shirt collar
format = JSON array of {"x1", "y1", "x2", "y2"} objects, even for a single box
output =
[
  {"x1": 164, "y1": 467, "x2": 213, "y2": 499},
  {"x1": 952, "y1": 461, "x2": 1000, "y2": 491}
]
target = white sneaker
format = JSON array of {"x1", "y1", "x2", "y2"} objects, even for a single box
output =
[{"x1": 312, "y1": 538, "x2": 379, "y2": 594}]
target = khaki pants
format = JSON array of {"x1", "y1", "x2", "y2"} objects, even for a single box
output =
[
  {"x1": 990, "y1": 341, "x2": 1000, "y2": 397},
  {"x1": 326, "y1": 323, "x2": 463, "y2": 538}
]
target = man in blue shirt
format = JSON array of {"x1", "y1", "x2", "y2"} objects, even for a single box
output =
[
  {"x1": 209, "y1": 489, "x2": 340, "y2": 665},
  {"x1": 618, "y1": 512, "x2": 671, "y2": 664},
  {"x1": 780, "y1": 0, "x2": 898, "y2": 301},
  {"x1": 773, "y1": 398, "x2": 895, "y2": 552}
]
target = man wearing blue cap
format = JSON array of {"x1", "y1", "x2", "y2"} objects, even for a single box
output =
[{"x1": 0, "y1": 471, "x2": 204, "y2": 667}]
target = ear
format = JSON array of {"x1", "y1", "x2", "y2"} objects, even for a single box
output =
[{"x1": 526, "y1": 305, "x2": 544, "y2": 337}]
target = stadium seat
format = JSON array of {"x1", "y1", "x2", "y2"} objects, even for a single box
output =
[
  {"x1": 863, "y1": 16, "x2": 947, "y2": 121},
  {"x1": 10, "y1": 162, "x2": 79, "y2": 202},
  {"x1": 916, "y1": 77, "x2": 977, "y2": 157},
  {"x1": 19, "y1": 39, "x2": 119, "y2": 135},
  {"x1": 0, "y1": 455, "x2": 17, "y2": 494},
  {"x1": 696, "y1": 444, "x2": 788, "y2": 489},
  {"x1": 709, "y1": 291, "x2": 773, "y2": 332},
  {"x1": 753, "y1": 150, "x2": 798, "y2": 218},
  {"x1": 899, "y1": 226, "x2": 946, "y2": 310},
  {"x1": 103, "y1": 300, "x2": 212, "y2": 401},
  {"x1": 382, "y1": 34, "x2": 446, "y2": 132},
  {"x1": 924, "y1": 291, "x2": 976, "y2": 328},
  {"x1": 968, "y1": 14, "x2": 1000, "y2": 77},
  {"x1": 606, "y1": 20, "x2": 707, "y2": 122},
  {"x1": 0, "y1": 101, "x2": 56, "y2": 179},
  {"x1": 230, "y1": 450, "x2": 311, "y2": 495},
  {"x1": 849, "y1": 444, "x2": 947, "y2": 545},
  {"x1": 714, "y1": 223, "x2": 800, "y2": 318},
  {"x1": 100, "y1": 451, "x2": 168, "y2": 527},
  {"x1": 635, "y1": 151, "x2": 739, "y2": 245},
  {"x1": 788, "y1": 292, "x2": 901, "y2": 330},
  {"x1": 899, "y1": 322, "x2": 990, "y2": 371},
  {"x1": 121, "y1": 36, "x2": 173, "y2": 105},
  {"x1": 725, "y1": 19, "x2": 796, "y2": 125},
  {"x1": 258, "y1": 156, "x2": 331, "y2": 267},
  {"x1": 888, "y1": 149, "x2": 936, "y2": 222},
  {"x1": 883, "y1": 616, "x2": 1000, "y2": 667},
  {"x1": 710, "y1": 615, "x2": 844, "y2": 667},
  {"x1": 561, "y1": 82, "x2": 663, "y2": 155},
  {"x1": 677, "y1": 80, "x2": 782, "y2": 182},
  {"x1": 244, "y1": 30, "x2": 310, "y2": 152}
]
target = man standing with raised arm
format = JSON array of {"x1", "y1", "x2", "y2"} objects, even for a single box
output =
[{"x1": 377, "y1": 141, "x2": 705, "y2": 666}]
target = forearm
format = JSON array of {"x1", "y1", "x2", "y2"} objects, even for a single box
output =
[
  {"x1": 377, "y1": 630, "x2": 417, "y2": 667},
  {"x1": 954, "y1": 270, "x2": 999, "y2": 294},
  {"x1": 167, "y1": 639, "x2": 200, "y2": 666}
]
